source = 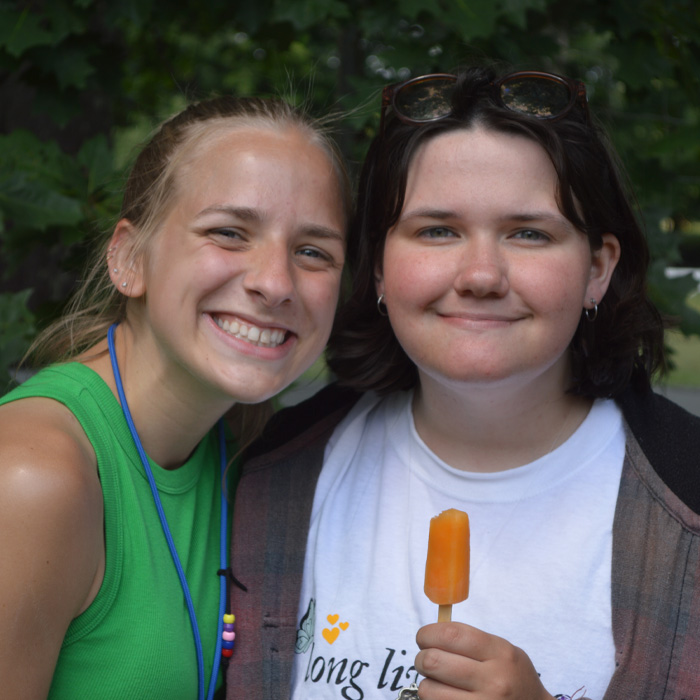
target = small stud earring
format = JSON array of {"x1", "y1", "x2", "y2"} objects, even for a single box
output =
[
  {"x1": 121, "y1": 282, "x2": 127, "y2": 288},
  {"x1": 113, "y1": 268, "x2": 118, "y2": 274}
]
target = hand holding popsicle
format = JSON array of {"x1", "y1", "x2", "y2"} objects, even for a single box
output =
[
  {"x1": 415, "y1": 509, "x2": 556, "y2": 700},
  {"x1": 424, "y1": 508, "x2": 470, "y2": 622},
  {"x1": 414, "y1": 623, "x2": 557, "y2": 700}
]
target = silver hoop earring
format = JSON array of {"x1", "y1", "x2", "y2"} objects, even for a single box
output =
[
  {"x1": 584, "y1": 298, "x2": 598, "y2": 322},
  {"x1": 377, "y1": 294, "x2": 388, "y2": 317}
]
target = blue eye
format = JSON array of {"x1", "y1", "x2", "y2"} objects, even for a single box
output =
[
  {"x1": 297, "y1": 247, "x2": 330, "y2": 261},
  {"x1": 513, "y1": 229, "x2": 549, "y2": 242},
  {"x1": 212, "y1": 228, "x2": 244, "y2": 239},
  {"x1": 419, "y1": 226, "x2": 455, "y2": 239},
  {"x1": 296, "y1": 246, "x2": 341, "y2": 271}
]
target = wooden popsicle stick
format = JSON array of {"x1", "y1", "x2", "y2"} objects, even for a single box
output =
[{"x1": 437, "y1": 604, "x2": 452, "y2": 622}]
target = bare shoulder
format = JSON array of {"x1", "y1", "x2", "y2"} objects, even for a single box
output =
[
  {"x1": 0, "y1": 397, "x2": 103, "y2": 575},
  {"x1": 0, "y1": 397, "x2": 104, "y2": 699},
  {"x1": 0, "y1": 397, "x2": 101, "y2": 523},
  {"x1": 0, "y1": 391, "x2": 96, "y2": 458}
]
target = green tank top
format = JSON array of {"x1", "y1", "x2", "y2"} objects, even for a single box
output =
[{"x1": 0, "y1": 363, "x2": 235, "y2": 699}]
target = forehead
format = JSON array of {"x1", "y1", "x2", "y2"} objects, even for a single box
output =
[
  {"x1": 181, "y1": 122, "x2": 323, "y2": 172},
  {"x1": 410, "y1": 126, "x2": 555, "y2": 178},
  {"x1": 403, "y1": 126, "x2": 560, "y2": 207},
  {"x1": 178, "y1": 123, "x2": 345, "y2": 212},
  {"x1": 161, "y1": 125, "x2": 344, "y2": 232}
]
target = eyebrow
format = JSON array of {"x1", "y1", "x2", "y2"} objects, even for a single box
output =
[
  {"x1": 504, "y1": 211, "x2": 578, "y2": 234},
  {"x1": 399, "y1": 207, "x2": 577, "y2": 233},
  {"x1": 398, "y1": 208, "x2": 455, "y2": 222},
  {"x1": 195, "y1": 205, "x2": 262, "y2": 222},
  {"x1": 195, "y1": 204, "x2": 345, "y2": 242}
]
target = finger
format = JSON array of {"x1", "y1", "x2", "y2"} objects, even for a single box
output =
[
  {"x1": 415, "y1": 646, "x2": 479, "y2": 692},
  {"x1": 415, "y1": 627, "x2": 551, "y2": 700},
  {"x1": 416, "y1": 622, "x2": 497, "y2": 661}
]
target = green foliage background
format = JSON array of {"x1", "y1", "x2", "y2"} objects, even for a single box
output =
[{"x1": 1, "y1": 0, "x2": 700, "y2": 391}]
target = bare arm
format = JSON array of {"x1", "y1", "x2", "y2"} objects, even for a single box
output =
[{"x1": 0, "y1": 398, "x2": 104, "y2": 700}]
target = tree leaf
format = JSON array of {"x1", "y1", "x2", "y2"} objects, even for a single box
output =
[
  {"x1": 0, "y1": 175, "x2": 83, "y2": 231},
  {"x1": 32, "y1": 45, "x2": 96, "y2": 90},
  {"x1": 0, "y1": 290, "x2": 36, "y2": 394},
  {"x1": 272, "y1": 0, "x2": 351, "y2": 30},
  {"x1": 499, "y1": 0, "x2": 549, "y2": 30},
  {"x1": 77, "y1": 134, "x2": 115, "y2": 195},
  {"x1": 0, "y1": 8, "x2": 55, "y2": 56},
  {"x1": 396, "y1": 0, "x2": 500, "y2": 40}
]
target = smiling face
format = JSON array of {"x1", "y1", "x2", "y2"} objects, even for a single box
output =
[
  {"x1": 376, "y1": 126, "x2": 619, "y2": 399},
  {"x1": 116, "y1": 125, "x2": 346, "y2": 406}
]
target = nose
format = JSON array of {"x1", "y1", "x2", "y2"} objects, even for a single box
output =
[
  {"x1": 454, "y1": 237, "x2": 509, "y2": 298},
  {"x1": 243, "y1": 239, "x2": 295, "y2": 307}
]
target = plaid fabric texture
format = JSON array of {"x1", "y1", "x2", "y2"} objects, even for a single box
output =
[{"x1": 226, "y1": 387, "x2": 700, "y2": 700}]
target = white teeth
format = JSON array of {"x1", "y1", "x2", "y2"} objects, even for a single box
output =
[{"x1": 214, "y1": 316, "x2": 286, "y2": 348}]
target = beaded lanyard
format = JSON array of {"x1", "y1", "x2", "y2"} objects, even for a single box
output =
[{"x1": 107, "y1": 324, "x2": 232, "y2": 700}]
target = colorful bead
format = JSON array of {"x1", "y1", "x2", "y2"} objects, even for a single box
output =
[{"x1": 221, "y1": 612, "x2": 235, "y2": 663}]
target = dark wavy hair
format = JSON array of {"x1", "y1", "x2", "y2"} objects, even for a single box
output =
[{"x1": 327, "y1": 65, "x2": 666, "y2": 399}]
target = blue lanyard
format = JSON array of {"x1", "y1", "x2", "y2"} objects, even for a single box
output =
[{"x1": 108, "y1": 324, "x2": 227, "y2": 700}]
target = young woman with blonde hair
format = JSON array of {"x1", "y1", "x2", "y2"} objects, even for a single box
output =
[{"x1": 0, "y1": 94, "x2": 350, "y2": 700}]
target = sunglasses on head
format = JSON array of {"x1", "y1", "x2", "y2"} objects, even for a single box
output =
[{"x1": 379, "y1": 70, "x2": 590, "y2": 133}]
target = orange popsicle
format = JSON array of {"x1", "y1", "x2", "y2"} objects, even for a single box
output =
[{"x1": 424, "y1": 508, "x2": 470, "y2": 622}]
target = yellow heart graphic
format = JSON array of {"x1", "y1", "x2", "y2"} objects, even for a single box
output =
[
  {"x1": 327, "y1": 614, "x2": 339, "y2": 625},
  {"x1": 339, "y1": 621, "x2": 349, "y2": 631},
  {"x1": 322, "y1": 627, "x2": 340, "y2": 644}
]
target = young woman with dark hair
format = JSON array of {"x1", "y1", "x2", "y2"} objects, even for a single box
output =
[
  {"x1": 332, "y1": 68, "x2": 663, "y2": 398},
  {"x1": 226, "y1": 67, "x2": 700, "y2": 700}
]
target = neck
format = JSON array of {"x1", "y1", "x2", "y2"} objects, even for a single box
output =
[
  {"x1": 82, "y1": 324, "x2": 233, "y2": 469},
  {"x1": 412, "y1": 377, "x2": 593, "y2": 473}
]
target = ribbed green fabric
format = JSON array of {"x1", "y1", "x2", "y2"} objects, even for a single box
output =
[{"x1": 0, "y1": 364, "x2": 233, "y2": 699}]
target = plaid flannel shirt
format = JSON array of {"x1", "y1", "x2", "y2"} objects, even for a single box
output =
[{"x1": 226, "y1": 385, "x2": 700, "y2": 700}]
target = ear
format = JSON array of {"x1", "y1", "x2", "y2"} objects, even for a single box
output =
[
  {"x1": 585, "y1": 233, "x2": 621, "y2": 307},
  {"x1": 107, "y1": 219, "x2": 146, "y2": 298}
]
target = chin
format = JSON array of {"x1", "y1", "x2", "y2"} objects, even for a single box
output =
[{"x1": 246, "y1": 374, "x2": 296, "y2": 403}]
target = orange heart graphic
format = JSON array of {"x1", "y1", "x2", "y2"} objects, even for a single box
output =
[
  {"x1": 327, "y1": 614, "x2": 339, "y2": 625},
  {"x1": 322, "y1": 627, "x2": 340, "y2": 644},
  {"x1": 339, "y1": 622, "x2": 349, "y2": 631}
]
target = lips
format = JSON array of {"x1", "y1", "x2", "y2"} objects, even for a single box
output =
[
  {"x1": 438, "y1": 310, "x2": 523, "y2": 323},
  {"x1": 213, "y1": 315, "x2": 288, "y2": 348}
]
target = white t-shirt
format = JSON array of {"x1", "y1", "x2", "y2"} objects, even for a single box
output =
[{"x1": 291, "y1": 391, "x2": 625, "y2": 700}]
